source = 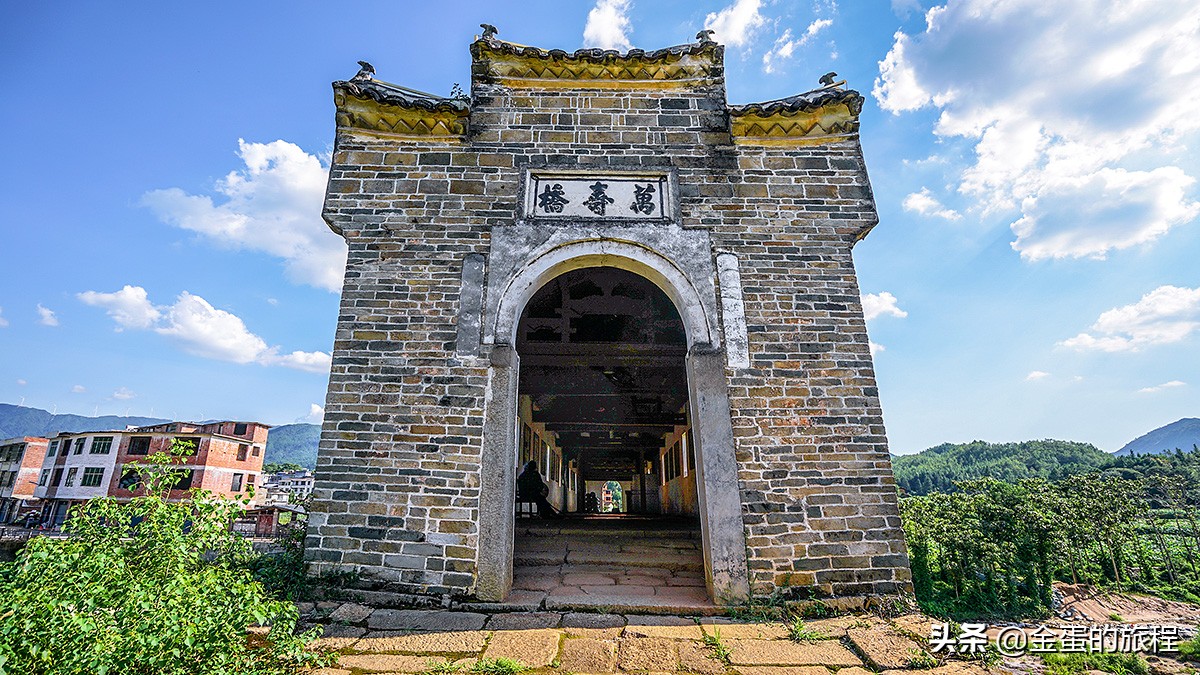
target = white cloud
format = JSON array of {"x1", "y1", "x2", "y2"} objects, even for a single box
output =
[
  {"x1": 762, "y1": 19, "x2": 833, "y2": 74},
  {"x1": 16, "y1": 379, "x2": 26, "y2": 386},
  {"x1": 112, "y1": 387, "x2": 136, "y2": 400},
  {"x1": 78, "y1": 285, "x2": 331, "y2": 373},
  {"x1": 873, "y1": 0, "x2": 1200, "y2": 260},
  {"x1": 264, "y1": 350, "x2": 333, "y2": 374},
  {"x1": 862, "y1": 292, "x2": 908, "y2": 321},
  {"x1": 77, "y1": 285, "x2": 162, "y2": 330},
  {"x1": 1061, "y1": 285, "x2": 1200, "y2": 352},
  {"x1": 1010, "y1": 167, "x2": 1198, "y2": 260},
  {"x1": 1025, "y1": 370, "x2": 1049, "y2": 381},
  {"x1": 71, "y1": 385, "x2": 86, "y2": 393},
  {"x1": 142, "y1": 139, "x2": 346, "y2": 292},
  {"x1": 1138, "y1": 380, "x2": 1186, "y2": 394},
  {"x1": 583, "y1": 0, "x2": 633, "y2": 51},
  {"x1": 891, "y1": 0, "x2": 924, "y2": 16},
  {"x1": 155, "y1": 292, "x2": 271, "y2": 364},
  {"x1": 37, "y1": 304, "x2": 58, "y2": 327},
  {"x1": 300, "y1": 403, "x2": 325, "y2": 424},
  {"x1": 902, "y1": 187, "x2": 962, "y2": 220},
  {"x1": 0, "y1": 306, "x2": 8, "y2": 327},
  {"x1": 704, "y1": 0, "x2": 767, "y2": 47},
  {"x1": 869, "y1": 341, "x2": 886, "y2": 355}
]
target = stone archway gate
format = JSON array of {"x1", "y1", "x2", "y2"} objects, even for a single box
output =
[{"x1": 307, "y1": 31, "x2": 912, "y2": 604}]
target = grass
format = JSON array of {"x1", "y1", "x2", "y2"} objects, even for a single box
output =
[
  {"x1": 703, "y1": 630, "x2": 733, "y2": 664},
  {"x1": 472, "y1": 658, "x2": 531, "y2": 675},
  {"x1": 904, "y1": 648, "x2": 938, "y2": 670},
  {"x1": 1179, "y1": 635, "x2": 1200, "y2": 661},
  {"x1": 728, "y1": 600, "x2": 785, "y2": 623},
  {"x1": 425, "y1": 658, "x2": 530, "y2": 675},
  {"x1": 787, "y1": 617, "x2": 831, "y2": 642},
  {"x1": 1108, "y1": 613, "x2": 1125, "y2": 622},
  {"x1": 1042, "y1": 651, "x2": 1148, "y2": 675}
]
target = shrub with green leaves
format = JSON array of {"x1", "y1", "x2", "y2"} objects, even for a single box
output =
[{"x1": 0, "y1": 446, "x2": 332, "y2": 675}]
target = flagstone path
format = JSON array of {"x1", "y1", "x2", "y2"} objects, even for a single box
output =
[{"x1": 300, "y1": 606, "x2": 991, "y2": 675}]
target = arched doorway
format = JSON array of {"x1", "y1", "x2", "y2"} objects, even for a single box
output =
[
  {"x1": 516, "y1": 268, "x2": 692, "y2": 518},
  {"x1": 476, "y1": 242, "x2": 750, "y2": 606}
]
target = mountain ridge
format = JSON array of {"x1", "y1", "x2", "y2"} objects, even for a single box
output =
[{"x1": 1114, "y1": 418, "x2": 1200, "y2": 456}]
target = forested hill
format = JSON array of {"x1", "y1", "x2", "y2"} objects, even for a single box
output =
[
  {"x1": 262, "y1": 424, "x2": 320, "y2": 470},
  {"x1": 892, "y1": 439, "x2": 1111, "y2": 495},
  {"x1": 0, "y1": 403, "x2": 167, "y2": 439}
]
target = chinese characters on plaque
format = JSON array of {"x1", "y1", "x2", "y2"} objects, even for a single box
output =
[{"x1": 525, "y1": 174, "x2": 671, "y2": 221}]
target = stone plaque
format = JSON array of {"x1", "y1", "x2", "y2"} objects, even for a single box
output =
[{"x1": 523, "y1": 172, "x2": 673, "y2": 222}]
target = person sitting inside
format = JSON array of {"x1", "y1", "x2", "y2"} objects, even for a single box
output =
[{"x1": 517, "y1": 461, "x2": 561, "y2": 519}]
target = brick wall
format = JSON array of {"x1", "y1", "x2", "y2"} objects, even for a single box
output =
[{"x1": 309, "y1": 37, "x2": 910, "y2": 600}]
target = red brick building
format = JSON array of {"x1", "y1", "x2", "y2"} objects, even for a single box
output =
[
  {"x1": 107, "y1": 421, "x2": 270, "y2": 502},
  {"x1": 0, "y1": 436, "x2": 49, "y2": 524}
]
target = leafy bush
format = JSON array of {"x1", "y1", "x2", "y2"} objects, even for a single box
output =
[{"x1": 0, "y1": 447, "x2": 333, "y2": 675}]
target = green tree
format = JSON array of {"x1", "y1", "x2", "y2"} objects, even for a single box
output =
[{"x1": 0, "y1": 444, "x2": 332, "y2": 675}]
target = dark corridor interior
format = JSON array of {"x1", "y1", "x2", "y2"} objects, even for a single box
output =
[{"x1": 516, "y1": 267, "x2": 700, "y2": 518}]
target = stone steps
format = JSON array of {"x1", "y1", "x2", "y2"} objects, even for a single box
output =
[{"x1": 509, "y1": 517, "x2": 713, "y2": 614}]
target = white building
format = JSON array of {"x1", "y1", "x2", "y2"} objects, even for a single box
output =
[
  {"x1": 260, "y1": 469, "x2": 314, "y2": 507},
  {"x1": 33, "y1": 431, "x2": 125, "y2": 527}
]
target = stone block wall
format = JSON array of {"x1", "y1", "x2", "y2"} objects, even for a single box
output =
[{"x1": 307, "y1": 36, "x2": 910, "y2": 601}]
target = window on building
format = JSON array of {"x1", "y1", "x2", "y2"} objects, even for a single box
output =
[
  {"x1": 234, "y1": 423, "x2": 248, "y2": 435},
  {"x1": 81, "y1": 467, "x2": 105, "y2": 487},
  {"x1": 231, "y1": 473, "x2": 245, "y2": 492},
  {"x1": 661, "y1": 440, "x2": 683, "y2": 485},
  {"x1": 39, "y1": 470, "x2": 50, "y2": 486},
  {"x1": 51, "y1": 468, "x2": 64, "y2": 487},
  {"x1": 237, "y1": 444, "x2": 249, "y2": 461},
  {"x1": 48, "y1": 441, "x2": 58, "y2": 457},
  {"x1": 252, "y1": 446, "x2": 260, "y2": 457},
  {"x1": 90, "y1": 437, "x2": 113, "y2": 454},
  {"x1": 64, "y1": 467, "x2": 78, "y2": 487},
  {"x1": 173, "y1": 469, "x2": 194, "y2": 491},
  {"x1": 172, "y1": 436, "x2": 200, "y2": 455},
  {"x1": 247, "y1": 473, "x2": 255, "y2": 487},
  {"x1": 129, "y1": 437, "x2": 151, "y2": 455},
  {"x1": 119, "y1": 470, "x2": 141, "y2": 491},
  {"x1": 73, "y1": 438, "x2": 85, "y2": 455}
]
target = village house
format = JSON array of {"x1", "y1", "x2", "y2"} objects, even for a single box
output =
[
  {"x1": 32, "y1": 420, "x2": 269, "y2": 527},
  {"x1": 0, "y1": 436, "x2": 49, "y2": 524}
]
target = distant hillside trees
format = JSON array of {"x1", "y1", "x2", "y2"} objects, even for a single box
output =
[
  {"x1": 901, "y1": 446, "x2": 1200, "y2": 619},
  {"x1": 893, "y1": 439, "x2": 1110, "y2": 495}
]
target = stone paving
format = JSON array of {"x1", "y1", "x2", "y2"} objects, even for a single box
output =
[{"x1": 300, "y1": 606, "x2": 991, "y2": 675}]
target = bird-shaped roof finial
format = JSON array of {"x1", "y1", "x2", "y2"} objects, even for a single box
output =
[
  {"x1": 480, "y1": 23, "x2": 499, "y2": 40},
  {"x1": 352, "y1": 61, "x2": 375, "y2": 82},
  {"x1": 696, "y1": 29, "x2": 716, "y2": 44},
  {"x1": 819, "y1": 71, "x2": 846, "y2": 89}
]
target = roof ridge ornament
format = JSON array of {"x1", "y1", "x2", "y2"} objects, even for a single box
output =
[
  {"x1": 818, "y1": 71, "x2": 847, "y2": 91},
  {"x1": 351, "y1": 61, "x2": 375, "y2": 82}
]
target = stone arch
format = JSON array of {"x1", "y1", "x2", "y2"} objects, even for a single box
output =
[
  {"x1": 490, "y1": 238, "x2": 719, "y2": 349},
  {"x1": 476, "y1": 238, "x2": 749, "y2": 605}
]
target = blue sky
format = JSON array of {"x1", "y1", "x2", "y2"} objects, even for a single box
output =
[{"x1": 1, "y1": 1, "x2": 1197, "y2": 454}]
